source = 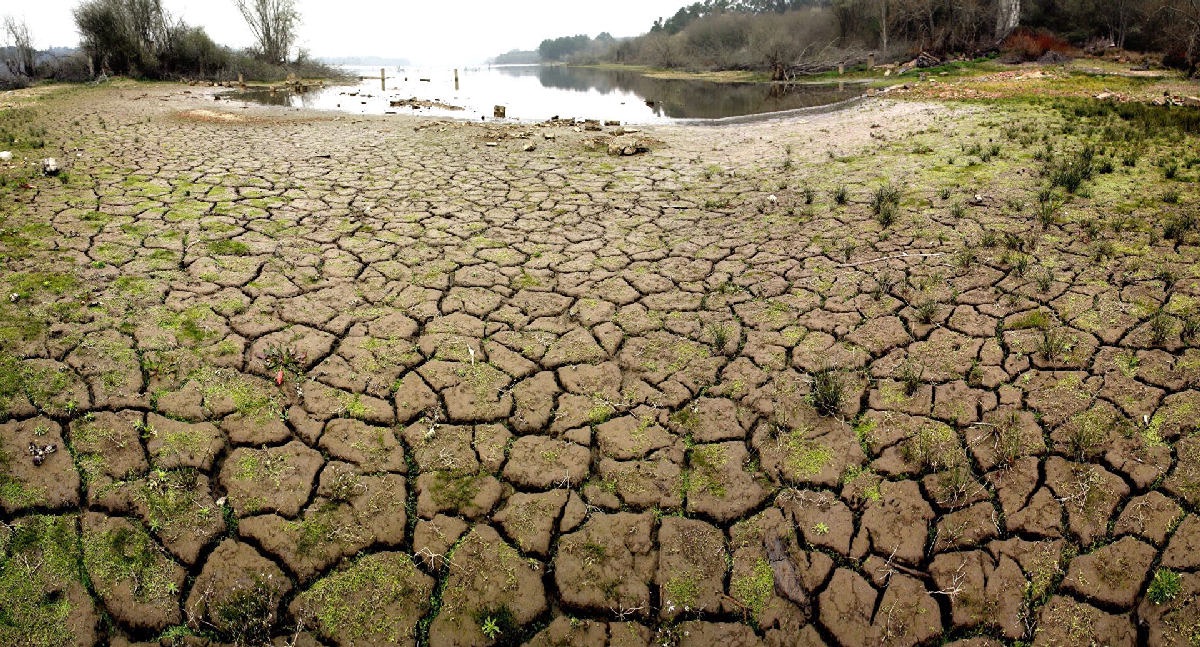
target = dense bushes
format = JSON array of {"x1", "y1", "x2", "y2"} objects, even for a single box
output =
[
  {"x1": 604, "y1": 8, "x2": 853, "y2": 76},
  {"x1": 65, "y1": 0, "x2": 338, "y2": 82},
  {"x1": 584, "y1": 0, "x2": 1200, "y2": 75},
  {"x1": 1001, "y1": 27, "x2": 1072, "y2": 62},
  {"x1": 74, "y1": 0, "x2": 174, "y2": 77}
]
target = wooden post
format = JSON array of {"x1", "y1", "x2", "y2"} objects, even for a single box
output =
[
  {"x1": 838, "y1": 63, "x2": 844, "y2": 75},
  {"x1": 867, "y1": 53, "x2": 875, "y2": 69},
  {"x1": 238, "y1": 72, "x2": 244, "y2": 85},
  {"x1": 454, "y1": 68, "x2": 459, "y2": 91},
  {"x1": 381, "y1": 68, "x2": 386, "y2": 91}
]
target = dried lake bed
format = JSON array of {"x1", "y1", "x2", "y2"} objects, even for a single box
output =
[{"x1": 1, "y1": 66, "x2": 1200, "y2": 646}]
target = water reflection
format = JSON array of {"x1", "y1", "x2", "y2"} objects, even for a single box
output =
[
  {"x1": 220, "y1": 64, "x2": 862, "y2": 123},
  {"x1": 495, "y1": 66, "x2": 861, "y2": 120}
]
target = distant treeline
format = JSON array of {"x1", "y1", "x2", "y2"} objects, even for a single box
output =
[
  {"x1": 536, "y1": 0, "x2": 1200, "y2": 77},
  {"x1": 492, "y1": 49, "x2": 542, "y2": 65},
  {"x1": 537, "y1": 33, "x2": 618, "y2": 62}
]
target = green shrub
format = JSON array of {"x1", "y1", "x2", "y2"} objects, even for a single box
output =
[{"x1": 1147, "y1": 569, "x2": 1182, "y2": 605}]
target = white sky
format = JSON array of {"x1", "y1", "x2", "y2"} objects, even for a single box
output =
[{"x1": 5, "y1": 0, "x2": 686, "y2": 64}]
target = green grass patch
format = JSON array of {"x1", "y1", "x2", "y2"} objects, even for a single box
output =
[
  {"x1": 731, "y1": 558, "x2": 774, "y2": 617},
  {"x1": 0, "y1": 515, "x2": 84, "y2": 647},
  {"x1": 295, "y1": 552, "x2": 428, "y2": 644},
  {"x1": 206, "y1": 240, "x2": 251, "y2": 256},
  {"x1": 83, "y1": 518, "x2": 179, "y2": 602}
]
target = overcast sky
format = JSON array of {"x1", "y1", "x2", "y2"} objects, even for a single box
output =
[{"x1": 6, "y1": 0, "x2": 686, "y2": 64}]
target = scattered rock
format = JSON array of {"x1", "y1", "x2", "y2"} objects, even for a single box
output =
[{"x1": 607, "y1": 135, "x2": 653, "y2": 156}]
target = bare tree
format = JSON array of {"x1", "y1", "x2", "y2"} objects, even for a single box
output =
[
  {"x1": 74, "y1": 0, "x2": 174, "y2": 76},
  {"x1": 3, "y1": 15, "x2": 35, "y2": 77},
  {"x1": 995, "y1": 0, "x2": 1020, "y2": 40},
  {"x1": 879, "y1": 0, "x2": 889, "y2": 52},
  {"x1": 233, "y1": 0, "x2": 298, "y2": 64},
  {"x1": 1168, "y1": 0, "x2": 1200, "y2": 67}
]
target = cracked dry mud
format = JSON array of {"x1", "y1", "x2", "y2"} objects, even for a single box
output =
[{"x1": 2, "y1": 81, "x2": 1200, "y2": 647}]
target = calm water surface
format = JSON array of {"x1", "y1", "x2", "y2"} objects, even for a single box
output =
[{"x1": 222, "y1": 64, "x2": 864, "y2": 124}]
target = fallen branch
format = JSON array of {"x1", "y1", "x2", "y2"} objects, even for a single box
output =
[{"x1": 838, "y1": 251, "x2": 946, "y2": 268}]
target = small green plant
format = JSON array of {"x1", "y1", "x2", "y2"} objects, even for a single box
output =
[
  {"x1": 807, "y1": 368, "x2": 844, "y2": 417},
  {"x1": 1037, "y1": 328, "x2": 1074, "y2": 362},
  {"x1": 896, "y1": 360, "x2": 925, "y2": 396},
  {"x1": 1091, "y1": 240, "x2": 1116, "y2": 263},
  {"x1": 1014, "y1": 254, "x2": 1030, "y2": 276},
  {"x1": 1035, "y1": 190, "x2": 1061, "y2": 229},
  {"x1": 1049, "y1": 145, "x2": 1095, "y2": 193},
  {"x1": 1149, "y1": 310, "x2": 1175, "y2": 345},
  {"x1": 211, "y1": 579, "x2": 280, "y2": 645},
  {"x1": 832, "y1": 185, "x2": 848, "y2": 205},
  {"x1": 914, "y1": 301, "x2": 939, "y2": 325},
  {"x1": 871, "y1": 272, "x2": 896, "y2": 300},
  {"x1": 480, "y1": 616, "x2": 502, "y2": 640},
  {"x1": 991, "y1": 411, "x2": 1027, "y2": 467},
  {"x1": 1035, "y1": 270, "x2": 1053, "y2": 292},
  {"x1": 871, "y1": 182, "x2": 902, "y2": 227},
  {"x1": 1163, "y1": 212, "x2": 1197, "y2": 242},
  {"x1": 953, "y1": 246, "x2": 976, "y2": 269},
  {"x1": 1147, "y1": 568, "x2": 1182, "y2": 605},
  {"x1": 1181, "y1": 311, "x2": 1200, "y2": 342},
  {"x1": 707, "y1": 322, "x2": 731, "y2": 354},
  {"x1": 258, "y1": 343, "x2": 307, "y2": 385},
  {"x1": 812, "y1": 522, "x2": 830, "y2": 535},
  {"x1": 902, "y1": 423, "x2": 959, "y2": 472},
  {"x1": 875, "y1": 201, "x2": 897, "y2": 226}
]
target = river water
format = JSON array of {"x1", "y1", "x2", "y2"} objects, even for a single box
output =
[{"x1": 222, "y1": 64, "x2": 863, "y2": 124}]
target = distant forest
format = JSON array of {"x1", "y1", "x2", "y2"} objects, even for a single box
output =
[{"x1": 528, "y1": 0, "x2": 1200, "y2": 77}]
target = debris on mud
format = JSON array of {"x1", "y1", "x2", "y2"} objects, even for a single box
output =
[
  {"x1": 389, "y1": 97, "x2": 463, "y2": 111},
  {"x1": 27, "y1": 441, "x2": 57, "y2": 466}
]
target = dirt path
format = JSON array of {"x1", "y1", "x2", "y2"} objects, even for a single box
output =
[{"x1": 1, "y1": 81, "x2": 1198, "y2": 646}]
